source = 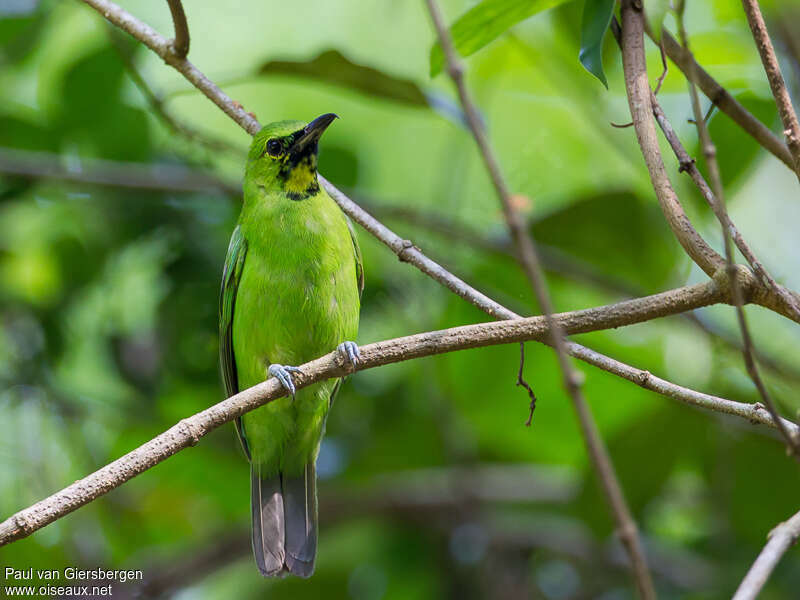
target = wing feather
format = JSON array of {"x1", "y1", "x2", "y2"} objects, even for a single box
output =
[{"x1": 219, "y1": 224, "x2": 250, "y2": 457}]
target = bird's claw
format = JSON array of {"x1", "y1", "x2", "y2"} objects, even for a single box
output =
[
  {"x1": 268, "y1": 364, "x2": 302, "y2": 397},
  {"x1": 337, "y1": 341, "x2": 360, "y2": 370}
]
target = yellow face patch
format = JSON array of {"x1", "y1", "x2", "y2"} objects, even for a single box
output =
[{"x1": 284, "y1": 160, "x2": 316, "y2": 195}]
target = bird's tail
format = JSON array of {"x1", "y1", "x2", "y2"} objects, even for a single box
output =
[{"x1": 251, "y1": 463, "x2": 317, "y2": 578}]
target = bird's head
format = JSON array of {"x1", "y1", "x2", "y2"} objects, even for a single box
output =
[{"x1": 245, "y1": 113, "x2": 338, "y2": 201}]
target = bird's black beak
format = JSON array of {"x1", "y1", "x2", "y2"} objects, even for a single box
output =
[{"x1": 291, "y1": 113, "x2": 338, "y2": 154}]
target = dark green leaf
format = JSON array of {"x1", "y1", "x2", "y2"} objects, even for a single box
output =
[
  {"x1": 531, "y1": 190, "x2": 684, "y2": 290},
  {"x1": 258, "y1": 50, "x2": 427, "y2": 107},
  {"x1": 579, "y1": 0, "x2": 615, "y2": 88},
  {"x1": 429, "y1": 0, "x2": 574, "y2": 77}
]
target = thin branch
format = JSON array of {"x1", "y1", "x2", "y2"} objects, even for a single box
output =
[
  {"x1": 676, "y1": 8, "x2": 800, "y2": 460},
  {"x1": 425, "y1": 1, "x2": 656, "y2": 597},
  {"x1": 732, "y1": 508, "x2": 800, "y2": 600},
  {"x1": 0, "y1": 280, "x2": 726, "y2": 546},
  {"x1": 0, "y1": 146, "x2": 239, "y2": 195},
  {"x1": 166, "y1": 0, "x2": 189, "y2": 58},
  {"x1": 741, "y1": 0, "x2": 800, "y2": 181},
  {"x1": 654, "y1": 28, "x2": 795, "y2": 171},
  {"x1": 620, "y1": 2, "x2": 725, "y2": 280}
]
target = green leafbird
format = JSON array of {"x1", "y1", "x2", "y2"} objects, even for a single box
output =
[{"x1": 219, "y1": 113, "x2": 363, "y2": 577}]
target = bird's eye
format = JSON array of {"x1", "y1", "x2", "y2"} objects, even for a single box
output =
[{"x1": 266, "y1": 139, "x2": 282, "y2": 157}]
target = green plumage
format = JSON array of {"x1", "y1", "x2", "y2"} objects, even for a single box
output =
[{"x1": 219, "y1": 116, "x2": 362, "y2": 577}]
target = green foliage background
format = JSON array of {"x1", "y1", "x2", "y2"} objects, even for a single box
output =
[{"x1": 1, "y1": 0, "x2": 800, "y2": 598}]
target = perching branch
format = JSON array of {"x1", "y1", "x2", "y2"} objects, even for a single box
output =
[
  {"x1": 0, "y1": 280, "x2": 726, "y2": 546},
  {"x1": 675, "y1": 9, "x2": 800, "y2": 459},
  {"x1": 741, "y1": 0, "x2": 800, "y2": 181},
  {"x1": 654, "y1": 29, "x2": 795, "y2": 171},
  {"x1": 166, "y1": 0, "x2": 190, "y2": 58},
  {"x1": 424, "y1": 1, "x2": 656, "y2": 597},
  {"x1": 732, "y1": 508, "x2": 800, "y2": 600}
]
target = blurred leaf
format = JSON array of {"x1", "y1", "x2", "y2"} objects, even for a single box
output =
[
  {"x1": 259, "y1": 49, "x2": 427, "y2": 106},
  {"x1": 57, "y1": 45, "x2": 151, "y2": 161},
  {"x1": 0, "y1": 4, "x2": 46, "y2": 64},
  {"x1": 645, "y1": 0, "x2": 671, "y2": 42},
  {"x1": 693, "y1": 92, "x2": 779, "y2": 191},
  {"x1": 579, "y1": 0, "x2": 615, "y2": 88},
  {"x1": 531, "y1": 191, "x2": 683, "y2": 291},
  {"x1": 429, "y1": 0, "x2": 574, "y2": 77},
  {"x1": 0, "y1": 114, "x2": 58, "y2": 151}
]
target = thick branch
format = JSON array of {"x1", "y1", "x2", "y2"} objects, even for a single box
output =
[
  {"x1": 620, "y1": 2, "x2": 725, "y2": 279},
  {"x1": 0, "y1": 281, "x2": 725, "y2": 546},
  {"x1": 656, "y1": 29, "x2": 794, "y2": 171},
  {"x1": 733, "y1": 509, "x2": 800, "y2": 600},
  {"x1": 741, "y1": 0, "x2": 800, "y2": 181}
]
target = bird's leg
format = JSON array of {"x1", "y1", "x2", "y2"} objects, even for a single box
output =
[
  {"x1": 336, "y1": 341, "x2": 361, "y2": 371},
  {"x1": 267, "y1": 364, "x2": 303, "y2": 398}
]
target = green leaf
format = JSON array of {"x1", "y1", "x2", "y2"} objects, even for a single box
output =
[
  {"x1": 258, "y1": 49, "x2": 427, "y2": 107},
  {"x1": 645, "y1": 0, "x2": 671, "y2": 42},
  {"x1": 578, "y1": 0, "x2": 615, "y2": 88},
  {"x1": 429, "y1": 0, "x2": 574, "y2": 77}
]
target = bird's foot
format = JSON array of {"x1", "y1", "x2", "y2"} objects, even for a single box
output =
[
  {"x1": 336, "y1": 341, "x2": 361, "y2": 372},
  {"x1": 268, "y1": 364, "x2": 303, "y2": 398}
]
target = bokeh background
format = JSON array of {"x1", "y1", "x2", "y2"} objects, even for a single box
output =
[{"x1": 2, "y1": 0, "x2": 800, "y2": 598}]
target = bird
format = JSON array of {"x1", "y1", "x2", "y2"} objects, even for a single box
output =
[{"x1": 219, "y1": 113, "x2": 363, "y2": 577}]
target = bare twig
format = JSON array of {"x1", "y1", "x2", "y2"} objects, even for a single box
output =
[
  {"x1": 0, "y1": 280, "x2": 726, "y2": 546},
  {"x1": 676, "y1": 8, "x2": 800, "y2": 460},
  {"x1": 425, "y1": 1, "x2": 656, "y2": 597},
  {"x1": 741, "y1": 0, "x2": 800, "y2": 181},
  {"x1": 732, "y1": 509, "x2": 800, "y2": 600},
  {"x1": 654, "y1": 29, "x2": 795, "y2": 171},
  {"x1": 166, "y1": 0, "x2": 189, "y2": 58},
  {"x1": 516, "y1": 343, "x2": 537, "y2": 426}
]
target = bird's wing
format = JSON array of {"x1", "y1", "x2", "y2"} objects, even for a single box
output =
[
  {"x1": 219, "y1": 224, "x2": 250, "y2": 458},
  {"x1": 345, "y1": 215, "x2": 364, "y2": 300}
]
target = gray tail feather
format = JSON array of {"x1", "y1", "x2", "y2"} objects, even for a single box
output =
[
  {"x1": 282, "y1": 462, "x2": 318, "y2": 578},
  {"x1": 251, "y1": 468, "x2": 285, "y2": 577},
  {"x1": 251, "y1": 463, "x2": 317, "y2": 578}
]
